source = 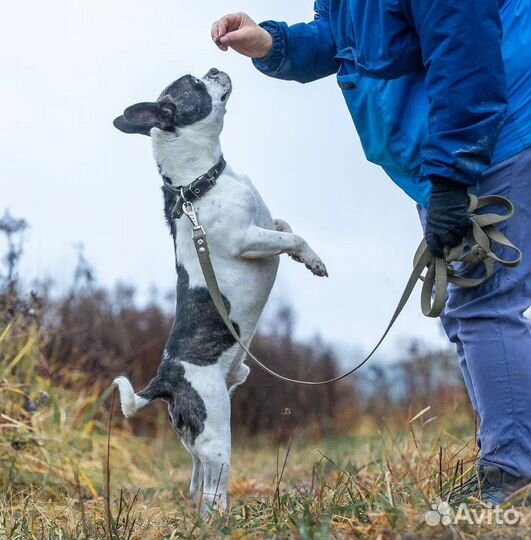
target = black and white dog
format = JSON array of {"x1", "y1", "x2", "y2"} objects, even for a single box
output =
[{"x1": 112, "y1": 68, "x2": 327, "y2": 512}]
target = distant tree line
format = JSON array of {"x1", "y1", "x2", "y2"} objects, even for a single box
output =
[{"x1": 0, "y1": 210, "x2": 470, "y2": 439}]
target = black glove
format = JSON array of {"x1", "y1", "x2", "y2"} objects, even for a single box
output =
[{"x1": 425, "y1": 177, "x2": 471, "y2": 258}]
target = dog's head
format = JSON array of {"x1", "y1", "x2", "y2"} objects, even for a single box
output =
[{"x1": 113, "y1": 68, "x2": 232, "y2": 139}]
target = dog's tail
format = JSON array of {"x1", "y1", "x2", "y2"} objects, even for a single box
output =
[{"x1": 113, "y1": 375, "x2": 163, "y2": 418}]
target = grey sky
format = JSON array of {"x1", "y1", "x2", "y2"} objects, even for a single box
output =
[{"x1": 1, "y1": 1, "x2": 448, "y2": 359}]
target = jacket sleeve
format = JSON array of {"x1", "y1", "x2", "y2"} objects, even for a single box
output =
[
  {"x1": 252, "y1": 1, "x2": 338, "y2": 84},
  {"x1": 408, "y1": 0, "x2": 508, "y2": 186}
]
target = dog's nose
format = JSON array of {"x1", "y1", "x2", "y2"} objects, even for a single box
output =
[{"x1": 208, "y1": 68, "x2": 219, "y2": 76}]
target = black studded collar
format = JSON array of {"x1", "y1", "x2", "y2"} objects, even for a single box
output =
[{"x1": 161, "y1": 155, "x2": 226, "y2": 220}]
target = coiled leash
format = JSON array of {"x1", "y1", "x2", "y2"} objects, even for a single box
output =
[{"x1": 182, "y1": 194, "x2": 521, "y2": 386}]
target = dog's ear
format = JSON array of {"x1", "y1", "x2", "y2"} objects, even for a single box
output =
[
  {"x1": 113, "y1": 101, "x2": 176, "y2": 135},
  {"x1": 113, "y1": 115, "x2": 152, "y2": 136}
]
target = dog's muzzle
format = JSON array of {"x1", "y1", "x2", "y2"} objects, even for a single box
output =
[{"x1": 204, "y1": 68, "x2": 232, "y2": 102}]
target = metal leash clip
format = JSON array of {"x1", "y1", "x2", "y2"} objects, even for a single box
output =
[
  {"x1": 182, "y1": 200, "x2": 198, "y2": 226},
  {"x1": 182, "y1": 200, "x2": 206, "y2": 239}
]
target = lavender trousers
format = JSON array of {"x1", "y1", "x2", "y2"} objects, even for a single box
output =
[{"x1": 420, "y1": 147, "x2": 531, "y2": 479}]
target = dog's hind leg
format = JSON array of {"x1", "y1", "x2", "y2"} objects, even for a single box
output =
[
  {"x1": 228, "y1": 363, "x2": 250, "y2": 396},
  {"x1": 193, "y1": 396, "x2": 231, "y2": 514},
  {"x1": 197, "y1": 440, "x2": 230, "y2": 514},
  {"x1": 181, "y1": 441, "x2": 204, "y2": 504},
  {"x1": 190, "y1": 453, "x2": 204, "y2": 503}
]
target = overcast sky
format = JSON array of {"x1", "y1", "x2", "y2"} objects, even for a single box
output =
[{"x1": 1, "y1": 1, "x2": 449, "y2": 361}]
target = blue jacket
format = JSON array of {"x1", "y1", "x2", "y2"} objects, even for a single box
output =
[{"x1": 253, "y1": 0, "x2": 531, "y2": 207}]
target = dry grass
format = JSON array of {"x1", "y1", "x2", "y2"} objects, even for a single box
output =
[{"x1": 1, "y1": 318, "x2": 531, "y2": 539}]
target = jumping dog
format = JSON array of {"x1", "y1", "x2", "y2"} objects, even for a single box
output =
[{"x1": 112, "y1": 68, "x2": 327, "y2": 512}]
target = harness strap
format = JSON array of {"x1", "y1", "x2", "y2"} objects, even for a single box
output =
[{"x1": 186, "y1": 194, "x2": 521, "y2": 386}]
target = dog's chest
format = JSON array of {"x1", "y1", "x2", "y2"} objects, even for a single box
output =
[
  {"x1": 168, "y1": 173, "x2": 276, "y2": 349},
  {"x1": 172, "y1": 175, "x2": 268, "y2": 285},
  {"x1": 173, "y1": 194, "x2": 234, "y2": 287}
]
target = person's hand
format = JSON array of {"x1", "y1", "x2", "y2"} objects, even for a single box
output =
[
  {"x1": 425, "y1": 177, "x2": 471, "y2": 258},
  {"x1": 211, "y1": 13, "x2": 273, "y2": 58}
]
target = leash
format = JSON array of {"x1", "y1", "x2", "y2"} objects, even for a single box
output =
[{"x1": 181, "y1": 194, "x2": 521, "y2": 386}]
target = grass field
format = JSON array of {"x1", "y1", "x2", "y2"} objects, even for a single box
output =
[{"x1": 2, "y1": 321, "x2": 530, "y2": 539}]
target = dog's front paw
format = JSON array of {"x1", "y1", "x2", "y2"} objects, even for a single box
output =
[{"x1": 299, "y1": 249, "x2": 328, "y2": 277}]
